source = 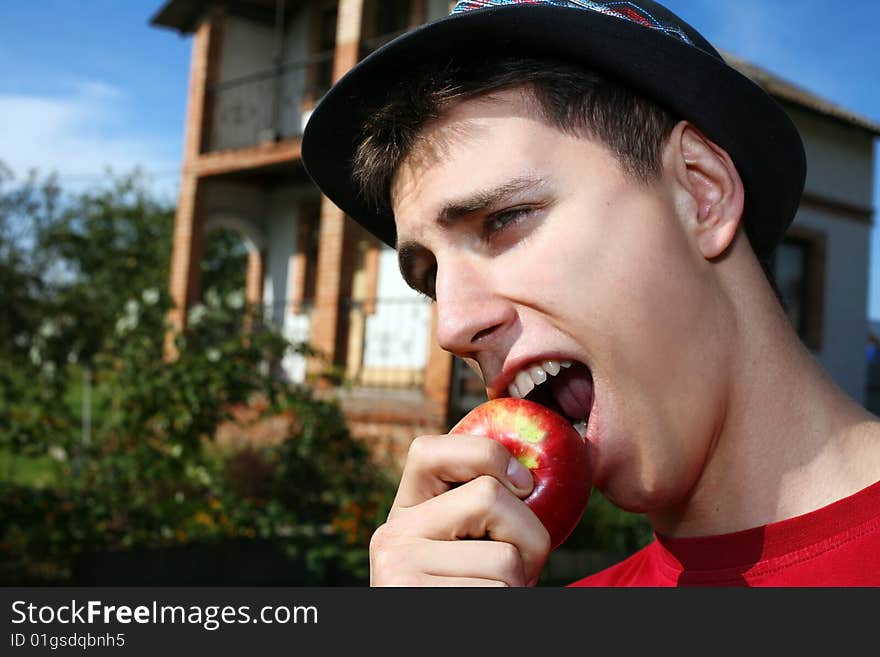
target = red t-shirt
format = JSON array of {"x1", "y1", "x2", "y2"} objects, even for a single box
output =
[{"x1": 569, "y1": 478, "x2": 880, "y2": 586}]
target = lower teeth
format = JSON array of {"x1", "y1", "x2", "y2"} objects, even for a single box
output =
[{"x1": 573, "y1": 420, "x2": 587, "y2": 440}]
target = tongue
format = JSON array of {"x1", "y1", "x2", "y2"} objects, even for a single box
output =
[{"x1": 549, "y1": 363, "x2": 593, "y2": 421}]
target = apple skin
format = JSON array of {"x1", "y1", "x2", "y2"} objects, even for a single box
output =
[{"x1": 450, "y1": 397, "x2": 593, "y2": 551}]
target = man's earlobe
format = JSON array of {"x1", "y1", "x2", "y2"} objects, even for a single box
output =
[{"x1": 672, "y1": 122, "x2": 745, "y2": 260}]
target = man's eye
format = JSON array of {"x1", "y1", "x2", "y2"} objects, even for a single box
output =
[{"x1": 484, "y1": 207, "x2": 531, "y2": 236}]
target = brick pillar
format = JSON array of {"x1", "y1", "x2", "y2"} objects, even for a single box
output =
[
  {"x1": 362, "y1": 240, "x2": 379, "y2": 315},
  {"x1": 332, "y1": 0, "x2": 364, "y2": 81},
  {"x1": 241, "y1": 248, "x2": 264, "y2": 338},
  {"x1": 164, "y1": 9, "x2": 224, "y2": 359},
  {"x1": 245, "y1": 249, "x2": 264, "y2": 307},
  {"x1": 424, "y1": 305, "x2": 454, "y2": 426},
  {"x1": 309, "y1": 0, "x2": 364, "y2": 373},
  {"x1": 165, "y1": 177, "x2": 208, "y2": 358}
]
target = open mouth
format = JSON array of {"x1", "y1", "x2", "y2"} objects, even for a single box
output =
[{"x1": 507, "y1": 359, "x2": 594, "y2": 439}]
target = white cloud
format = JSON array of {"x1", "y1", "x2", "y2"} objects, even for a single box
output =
[
  {"x1": 0, "y1": 79, "x2": 180, "y2": 201},
  {"x1": 66, "y1": 79, "x2": 128, "y2": 102}
]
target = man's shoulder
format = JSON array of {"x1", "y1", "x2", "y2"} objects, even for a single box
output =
[{"x1": 566, "y1": 541, "x2": 669, "y2": 587}]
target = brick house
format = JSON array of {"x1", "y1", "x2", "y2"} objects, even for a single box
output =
[{"x1": 150, "y1": 0, "x2": 879, "y2": 466}]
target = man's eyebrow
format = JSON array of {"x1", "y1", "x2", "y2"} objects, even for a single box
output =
[
  {"x1": 436, "y1": 174, "x2": 548, "y2": 226},
  {"x1": 396, "y1": 174, "x2": 549, "y2": 291}
]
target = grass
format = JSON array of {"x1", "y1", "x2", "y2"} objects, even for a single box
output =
[
  {"x1": 0, "y1": 447, "x2": 59, "y2": 488},
  {"x1": 0, "y1": 365, "x2": 114, "y2": 491}
]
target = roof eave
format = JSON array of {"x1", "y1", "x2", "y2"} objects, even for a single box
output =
[
  {"x1": 149, "y1": 0, "x2": 208, "y2": 35},
  {"x1": 723, "y1": 51, "x2": 880, "y2": 138}
]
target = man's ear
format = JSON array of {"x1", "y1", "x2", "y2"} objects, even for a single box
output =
[{"x1": 664, "y1": 121, "x2": 745, "y2": 259}]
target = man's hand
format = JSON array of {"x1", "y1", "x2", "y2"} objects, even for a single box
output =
[{"x1": 369, "y1": 433, "x2": 551, "y2": 586}]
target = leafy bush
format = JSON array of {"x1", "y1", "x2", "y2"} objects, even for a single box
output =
[{"x1": 0, "y1": 287, "x2": 396, "y2": 585}]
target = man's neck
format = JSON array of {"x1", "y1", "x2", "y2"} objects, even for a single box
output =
[{"x1": 650, "y1": 249, "x2": 880, "y2": 538}]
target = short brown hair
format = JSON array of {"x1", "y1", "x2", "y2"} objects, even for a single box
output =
[{"x1": 352, "y1": 56, "x2": 678, "y2": 215}]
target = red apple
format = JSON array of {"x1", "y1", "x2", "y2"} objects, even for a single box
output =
[{"x1": 450, "y1": 397, "x2": 593, "y2": 551}]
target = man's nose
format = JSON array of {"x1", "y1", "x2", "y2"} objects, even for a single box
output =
[{"x1": 433, "y1": 255, "x2": 512, "y2": 358}]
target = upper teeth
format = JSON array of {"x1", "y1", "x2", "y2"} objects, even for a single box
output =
[{"x1": 508, "y1": 359, "x2": 571, "y2": 399}]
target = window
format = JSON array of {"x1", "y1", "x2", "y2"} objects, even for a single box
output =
[
  {"x1": 773, "y1": 227, "x2": 826, "y2": 351},
  {"x1": 775, "y1": 240, "x2": 807, "y2": 334}
]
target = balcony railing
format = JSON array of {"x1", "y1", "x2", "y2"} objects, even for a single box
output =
[
  {"x1": 343, "y1": 297, "x2": 433, "y2": 390},
  {"x1": 204, "y1": 50, "x2": 334, "y2": 152},
  {"x1": 250, "y1": 296, "x2": 432, "y2": 391},
  {"x1": 204, "y1": 27, "x2": 415, "y2": 153}
]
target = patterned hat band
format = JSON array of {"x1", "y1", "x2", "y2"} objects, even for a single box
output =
[{"x1": 451, "y1": 0, "x2": 694, "y2": 46}]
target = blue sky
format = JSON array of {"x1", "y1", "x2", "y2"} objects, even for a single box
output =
[{"x1": 1, "y1": 0, "x2": 879, "y2": 314}]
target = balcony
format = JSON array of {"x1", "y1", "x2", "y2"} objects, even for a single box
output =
[
  {"x1": 342, "y1": 297, "x2": 433, "y2": 390},
  {"x1": 204, "y1": 50, "x2": 334, "y2": 152},
  {"x1": 254, "y1": 295, "x2": 434, "y2": 391}
]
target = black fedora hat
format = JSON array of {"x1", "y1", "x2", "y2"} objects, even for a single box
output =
[{"x1": 301, "y1": 0, "x2": 806, "y2": 259}]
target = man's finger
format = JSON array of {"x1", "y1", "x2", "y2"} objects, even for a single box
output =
[
  {"x1": 397, "y1": 475, "x2": 551, "y2": 583},
  {"x1": 392, "y1": 433, "x2": 535, "y2": 510}
]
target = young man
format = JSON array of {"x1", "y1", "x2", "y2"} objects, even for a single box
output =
[{"x1": 301, "y1": 0, "x2": 880, "y2": 585}]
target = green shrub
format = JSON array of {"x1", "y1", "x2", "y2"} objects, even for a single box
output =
[{"x1": 0, "y1": 287, "x2": 395, "y2": 585}]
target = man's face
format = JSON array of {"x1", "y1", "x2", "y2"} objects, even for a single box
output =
[{"x1": 391, "y1": 88, "x2": 733, "y2": 513}]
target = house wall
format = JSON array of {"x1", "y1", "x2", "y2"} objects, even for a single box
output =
[
  {"x1": 202, "y1": 180, "x2": 269, "y2": 234},
  {"x1": 791, "y1": 107, "x2": 875, "y2": 207},
  {"x1": 266, "y1": 185, "x2": 317, "y2": 384},
  {"x1": 280, "y1": 7, "x2": 312, "y2": 137},
  {"x1": 790, "y1": 205, "x2": 870, "y2": 401},
  {"x1": 785, "y1": 106, "x2": 876, "y2": 403},
  {"x1": 212, "y1": 9, "x2": 311, "y2": 150},
  {"x1": 427, "y1": 0, "x2": 453, "y2": 21},
  {"x1": 216, "y1": 16, "x2": 274, "y2": 81}
]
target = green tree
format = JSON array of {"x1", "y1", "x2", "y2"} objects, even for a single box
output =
[
  {"x1": 0, "y1": 166, "x2": 247, "y2": 456},
  {"x1": 202, "y1": 227, "x2": 249, "y2": 298},
  {"x1": 0, "y1": 163, "x2": 61, "y2": 365},
  {"x1": 36, "y1": 169, "x2": 174, "y2": 366},
  {"x1": 0, "y1": 164, "x2": 70, "y2": 457}
]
